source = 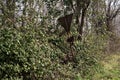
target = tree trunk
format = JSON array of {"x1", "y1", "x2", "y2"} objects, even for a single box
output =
[
  {"x1": 76, "y1": 0, "x2": 90, "y2": 40},
  {"x1": 6, "y1": 0, "x2": 15, "y2": 28},
  {"x1": 22, "y1": 0, "x2": 27, "y2": 27}
]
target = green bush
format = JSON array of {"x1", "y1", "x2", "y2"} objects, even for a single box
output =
[
  {"x1": 0, "y1": 27, "x2": 63, "y2": 80},
  {"x1": 0, "y1": 27, "x2": 39, "y2": 79},
  {"x1": 0, "y1": 27, "x2": 107, "y2": 80}
]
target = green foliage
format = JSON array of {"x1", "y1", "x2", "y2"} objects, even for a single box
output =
[
  {"x1": 74, "y1": 34, "x2": 106, "y2": 78},
  {"x1": 0, "y1": 0, "x2": 120, "y2": 79},
  {"x1": 0, "y1": 26, "x2": 107, "y2": 80},
  {"x1": 0, "y1": 27, "x2": 39, "y2": 79}
]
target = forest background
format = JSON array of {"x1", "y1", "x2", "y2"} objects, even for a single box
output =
[{"x1": 0, "y1": 0, "x2": 120, "y2": 80}]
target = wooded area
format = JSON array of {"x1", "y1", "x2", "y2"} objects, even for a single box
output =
[{"x1": 0, "y1": 0, "x2": 120, "y2": 80}]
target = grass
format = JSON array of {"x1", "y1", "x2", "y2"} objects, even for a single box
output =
[{"x1": 93, "y1": 52, "x2": 120, "y2": 80}]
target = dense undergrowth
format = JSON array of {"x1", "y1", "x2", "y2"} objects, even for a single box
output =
[{"x1": 0, "y1": 26, "x2": 119, "y2": 80}]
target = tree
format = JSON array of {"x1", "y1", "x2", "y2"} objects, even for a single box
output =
[
  {"x1": 0, "y1": 0, "x2": 16, "y2": 27},
  {"x1": 106, "y1": 0, "x2": 120, "y2": 32}
]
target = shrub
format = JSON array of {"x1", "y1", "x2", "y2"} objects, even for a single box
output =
[
  {"x1": 0, "y1": 27, "x2": 107, "y2": 80},
  {"x1": 0, "y1": 27, "x2": 39, "y2": 79}
]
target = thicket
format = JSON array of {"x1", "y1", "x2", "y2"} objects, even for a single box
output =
[{"x1": 0, "y1": 26, "x2": 108, "y2": 80}]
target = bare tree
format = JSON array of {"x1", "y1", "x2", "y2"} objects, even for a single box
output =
[{"x1": 106, "y1": 0, "x2": 120, "y2": 31}]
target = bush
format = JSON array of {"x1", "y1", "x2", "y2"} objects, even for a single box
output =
[
  {"x1": 0, "y1": 27, "x2": 39, "y2": 79},
  {"x1": 0, "y1": 27, "x2": 107, "y2": 80}
]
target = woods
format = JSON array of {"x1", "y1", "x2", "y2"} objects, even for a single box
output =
[{"x1": 0, "y1": 0, "x2": 120, "y2": 80}]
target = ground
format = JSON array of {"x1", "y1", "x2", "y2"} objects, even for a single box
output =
[{"x1": 94, "y1": 52, "x2": 120, "y2": 80}]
